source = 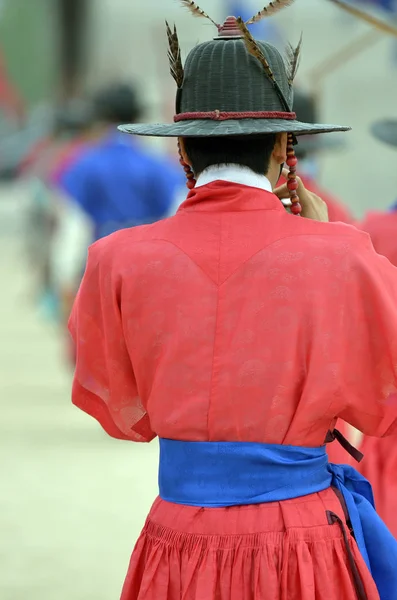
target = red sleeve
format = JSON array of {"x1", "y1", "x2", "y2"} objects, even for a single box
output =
[
  {"x1": 68, "y1": 240, "x2": 155, "y2": 442},
  {"x1": 338, "y1": 232, "x2": 397, "y2": 437}
]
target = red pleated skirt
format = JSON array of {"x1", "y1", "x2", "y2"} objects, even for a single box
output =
[{"x1": 120, "y1": 487, "x2": 379, "y2": 600}]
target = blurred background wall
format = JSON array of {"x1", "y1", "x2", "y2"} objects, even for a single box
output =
[
  {"x1": 0, "y1": 0, "x2": 396, "y2": 214},
  {"x1": 0, "y1": 0, "x2": 57, "y2": 107}
]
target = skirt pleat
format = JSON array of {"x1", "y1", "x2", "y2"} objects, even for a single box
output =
[{"x1": 121, "y1": 488, "x2": 380, "y2": 600}]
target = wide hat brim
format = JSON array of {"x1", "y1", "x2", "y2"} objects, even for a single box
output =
[
  {"x1": 296, "y1": 132, "x2": 347, "y2": 153},
  {"x1": 371, "y1": 119, "x2": 397, "y2": 148},
  {"x1": 119, "y1": 119, "x2": 350, "y2": 138}
]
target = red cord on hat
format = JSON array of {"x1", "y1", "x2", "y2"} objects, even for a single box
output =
[{"x1": 174, "y1": 110, "x2": 296, "y2": 122}]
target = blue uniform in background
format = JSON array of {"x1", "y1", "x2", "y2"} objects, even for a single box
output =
[{"x1": 59, "y1": 132, "x2": 184, "y2": 241}]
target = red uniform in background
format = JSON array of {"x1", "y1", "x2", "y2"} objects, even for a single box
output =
[
  {"x1": 356, "y1": 111, "x2": 397, "y2": 538},
  {"x1": 361, "y1": 210, "x2": 397, "y2": 266},
  {"x1": 0, "y1": 49, "x2": 25, "y2": 121},
  {"x1": 359, "y1": 208, "x2": 397, "y2": 537}
]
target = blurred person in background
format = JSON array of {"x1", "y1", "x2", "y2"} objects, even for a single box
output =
[
  {"x1": 0, "y1": 45, "x2": 25, "y2": 124},
  {"x1": 51, "y1": 82, "x2": 183, "y2": 357},
  {"x1": 69, "y1": 5, "x2": 397, "y2": 599},
  {"x1": 0, "y1": 46, "x2": 26, "y2": 180},
  {"x1": 360, "y1": 118, "x2": 397, "y2": 263},
  {"x1": 357, "y1": 116, "x2": 397, "y2": 539},
  {"x1": 19, "y1": 100, "x2": 94, "y2": 318}
]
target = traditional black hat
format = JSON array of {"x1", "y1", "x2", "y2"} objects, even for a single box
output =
[{"x1": 119, "y1": 2, "x2": 349, "y2": 139}]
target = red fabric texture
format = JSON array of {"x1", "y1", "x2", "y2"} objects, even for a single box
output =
[
  {"x1": 358, "y1": 210, "x2": 397, "y2": 539},
  {"x1": 301, "y1": 177, "x2": 355, "y2": 465},
  {"x1": 70, "y1": 182, "x2": 397, "y2": 598},
  {"x1": 121, "y1": 489, "x2": 379, "y2": 600},
  {"x1": 361, "y1": 210, "x2": 397, "y2": 267}
]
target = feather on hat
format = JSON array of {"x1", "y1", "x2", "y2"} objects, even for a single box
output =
[{"x1": 119, "y1": 1, "x2": 350, "y2": 138}]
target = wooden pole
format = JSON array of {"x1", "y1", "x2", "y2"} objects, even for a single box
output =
[
  {"x1": 307, "y1": 29, "x2": 381, "y2": 91},
  {"x1": 57, "y1": 0, "x2": 90, "y2": 100},
  {"x1": 306, "y1": 29, "x2": 382, "y2": 181}
]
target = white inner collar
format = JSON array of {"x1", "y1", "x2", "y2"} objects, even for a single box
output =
[{"x1": 196, "y1": 164, "x2": 273, "y2": 192}]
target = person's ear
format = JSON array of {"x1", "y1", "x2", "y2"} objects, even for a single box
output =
[
  {"x1": 178, "y1": 137, "x2": 192, "y2": 166},
  {"x1": 272, "y1": 132, "x2": 288, "y2": 165}
]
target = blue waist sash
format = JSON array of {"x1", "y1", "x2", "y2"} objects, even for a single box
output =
[{"x1": 159, "y1": 438, "x2": 397, "y2": 600}]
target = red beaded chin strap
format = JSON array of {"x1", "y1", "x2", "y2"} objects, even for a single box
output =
[
  {"x1": 178, "y1": 141, "x2": 197, "y2": 190},
  {"x1": 286, "y1": 133, "x2": 302, "y2": 215}
]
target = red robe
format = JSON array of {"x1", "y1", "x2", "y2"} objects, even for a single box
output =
[
  {"x1": 70, "y1": 182, "x2": 397, "y2": 600},
  {"x1": 359, "y1": 209, "x2": 397, "y2": 538},
  {"x1": 291, "y1": 175, "x2": 356, "y2": 465}
]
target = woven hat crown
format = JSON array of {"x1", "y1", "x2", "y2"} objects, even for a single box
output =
[
  {"x1": 118, "y1": 9, "x2": 350, "y2": 138},
  {"x1": 179, "y1": 38, "x2": 292, "y2": 115}
]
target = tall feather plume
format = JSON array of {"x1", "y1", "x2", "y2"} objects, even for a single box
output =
[
  {"x1": 246, "y1": 0, "x2": 295, "y2": 25},
  {"x1": 285, "y1": 33, "x2": 302, "y2": 85},
  {"x1": 236, "y1": 17, "x2": 291, "y2": 111},
  {"x1": 179, "y1": 1, "x2": 219, "y2": 29},
  {"x1": 329, "y1": 0, "x2": 397, "y2": 37},
  {"x1": 166, "y1": 21, "x2": 184, "y2": 88}
]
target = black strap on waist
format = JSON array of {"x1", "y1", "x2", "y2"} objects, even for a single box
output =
[
  {"x1": 327, "y1": 511, "x2": 368, "y2": 600},
  {"x1": 325, "y1": 428, "x2": 364, "y2": 463}
]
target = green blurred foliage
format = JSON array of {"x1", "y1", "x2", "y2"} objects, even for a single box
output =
[{"x1": 0, "y1": 0, "x2": 58, "y2": 107}]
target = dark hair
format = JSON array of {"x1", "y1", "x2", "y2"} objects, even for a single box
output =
[
  {"x1": 183, "y1": 134, "x2": 276, "y2": 176},
  {"x1": 93, "y1": 83, "x2": 142, "y2": 124}
]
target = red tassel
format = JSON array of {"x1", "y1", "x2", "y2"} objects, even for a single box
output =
[
  {"x1": 178, "y1": 142, "x2": 196, "y2": 189},
  {"x1": 286, "y1": 133, "x2": 301, "y2": 215}
]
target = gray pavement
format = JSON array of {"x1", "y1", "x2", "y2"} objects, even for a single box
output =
[{"x1": 0, "y1": 198, "x2": 159, "y2": 599}]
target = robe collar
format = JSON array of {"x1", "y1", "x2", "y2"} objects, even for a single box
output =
[
  {"x1": 178, "y1": 164, "x2": 285, "y2": 214},
  {"x1": 196, "y1": 164, "x2": 273, "y2": 192}
]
